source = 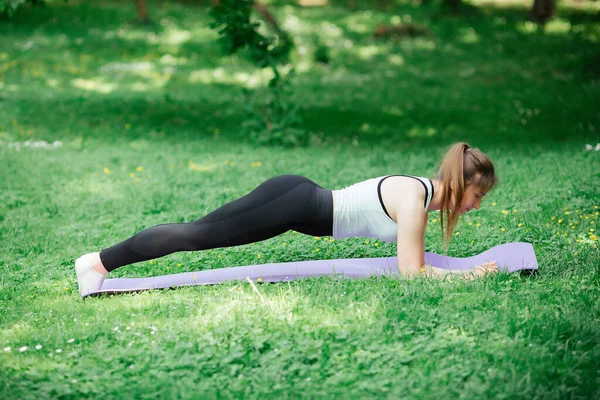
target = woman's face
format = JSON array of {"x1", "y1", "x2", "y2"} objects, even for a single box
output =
[{"x1": 450, "y1": 184, "x2": 487, "y2": 214}]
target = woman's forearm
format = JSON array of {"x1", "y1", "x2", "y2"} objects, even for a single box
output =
[
  {"x1": 398, "y1": 263, "x2": 493, "y2": 279},
  {"x1": 396, "y1": 264, "x2": 464, "y2": 279},
  {"x1": 422, "y1": 264, "x2": 474, "y2": 278},
  {"x1": 423, "y1": 261, "x2": 498, "y2": 279}
]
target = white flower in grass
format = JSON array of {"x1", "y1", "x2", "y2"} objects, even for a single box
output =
[
  {"x1": 585, "y1": 143, "x2": 600, "y2": 151},
  {"x1": 19, "y1": 346, "x2": 28, "y2": 352},
  {"x1": 67, "y1": 338, "x2": 75, "y2": 344},
  {"x1": 113, "y1": 326, "x2": 120, "y2": 332},
  {"x1": 3, "y1": 347, "x2": 10, "y2": 352},
  {"x1": 56, "y1": 349, "x2": 62, "y2": 353},
  {"x1": 35, "y1": 344, "x2": 42, "y2": 350}
]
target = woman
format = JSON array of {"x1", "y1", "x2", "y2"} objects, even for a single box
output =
[{"x1": 76, "y1": 142, "x2": 498, "y2": 297}]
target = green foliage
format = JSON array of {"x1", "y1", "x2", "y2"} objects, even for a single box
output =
[
  {"x1": 1, "y1": 0, "x2": 27, "y2": 16},
  {"x1": 209, "y1": 0, "x2": 292, "y2": 83},
  {"x1": 240, "y1": 79, "x2": 309, "y2": 147},
  {"x1": 313, "y1": 41, "x2": 331, "y2": 65},
  {"x1": 0, "y1": 0, "x2": 46, "y2": 17},
  {"x1": 210, "y1": 0, "x2": 305, "y2": 147}
]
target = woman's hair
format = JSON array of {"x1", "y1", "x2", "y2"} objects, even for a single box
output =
[{"x1": 434, "y1": 142, "x2": 498, "y2": 252}]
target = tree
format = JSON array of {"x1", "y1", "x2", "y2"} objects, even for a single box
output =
[
  {"x1": 211, "y1": 0, "x2": 308, "y2": 147},
  {"x1": 530, "y1": 0, "x2": 555, "y2": 25},
  {"x1": 134, "y1": 0, "x2": 150, "y2": 24},
  {"x1": 443, "y1": 0, "x2": 462, "y2": 11},
  {"x1": 1, "y1": 0, "x2": 37, "y2": 17},
  {"x1": 210, "y1": 0, "x2": 292, "y2": 85}
]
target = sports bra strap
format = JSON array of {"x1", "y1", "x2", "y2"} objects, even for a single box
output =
[{"x1": 377, "y1": 175, "x2": 434, "y2": 220}]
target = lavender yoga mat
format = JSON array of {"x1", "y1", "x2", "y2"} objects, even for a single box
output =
[{"x1": 85, "y1": 242, "x2": 538, "y2": 297}]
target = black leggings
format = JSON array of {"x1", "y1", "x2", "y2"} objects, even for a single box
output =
[{"x1": 99, "y1": 175, "x2": 334, "y2": 272}]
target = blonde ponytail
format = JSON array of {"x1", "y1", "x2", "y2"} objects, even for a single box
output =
[{"x1": 435, "y1": 142, "x2": 497, "y2": 252}]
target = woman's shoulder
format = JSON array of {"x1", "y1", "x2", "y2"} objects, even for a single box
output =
[
  {"x1": 379, "y1": 176, "x2": 429, "y2": 219},
  {"x1": 380, "y1": 175, "x2": 430, "y2": 190}
]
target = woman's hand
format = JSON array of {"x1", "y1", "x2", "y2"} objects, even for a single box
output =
[
  {"x1": 425, "y1": 261, "x2": 498, "y2": 279},
  {"x1": 469, "y1": 261, "x2": 498, "y2": 278}
]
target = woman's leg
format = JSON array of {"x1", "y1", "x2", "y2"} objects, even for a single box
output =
[{"x1": 97, "y1": 175, "x2": 333, "y2": 272}]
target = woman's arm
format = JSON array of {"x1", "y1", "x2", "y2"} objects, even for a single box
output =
[
  {"x1": 394, "y1": 199, "x2": 427, "y2": 278},
  {"x1": 394, "y1": 200, "x2": 499, "y2": 279}
]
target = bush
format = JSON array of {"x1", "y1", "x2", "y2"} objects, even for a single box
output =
[
  {"x1": 211, "y1": 0, "x2": 309, "y2": 147},
  {"x1": 1, "y1": 0, "x2": 44, "y2": 17},
  {"x1": 240, "y1": 79, "x2": 310, "y2": 147}
]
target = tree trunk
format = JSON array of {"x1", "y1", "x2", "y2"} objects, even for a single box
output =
[
  {"x1": 135, "y1": 0, "x2": 150, "y2": 24},
  {"x1": 444, "y1": 0, "x2": 462, "y2": 11},
  {"x1": 212, "y1": 0, "x2": 285, "y2": 38},
  {"x1": 530, "y1": 0, "x2": 555, "y2": 25},
  {"x1": 252, "y1": 1, "x2": 284, "y2": 37}
]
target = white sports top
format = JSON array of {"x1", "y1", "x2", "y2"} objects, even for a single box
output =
[{"x1": 332, "y1": 175, "x2": 434, "y2": 242}]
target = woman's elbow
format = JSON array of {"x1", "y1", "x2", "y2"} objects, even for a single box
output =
[{"x1": 397, "y1": 263, "x2": 422, "y2": 278}]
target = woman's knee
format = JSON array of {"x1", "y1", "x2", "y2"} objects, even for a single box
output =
[{"x1": 175, "y1": 223, "x2": 215, "y2": 251}]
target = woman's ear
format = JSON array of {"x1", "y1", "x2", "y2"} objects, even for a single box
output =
[{"x1": 451, "y1": 178, "x2": 469, "y2": 193}]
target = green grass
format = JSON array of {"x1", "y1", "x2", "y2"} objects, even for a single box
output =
[{"x1": 1, "y1": 0, "x2": 600, "y2": 398}]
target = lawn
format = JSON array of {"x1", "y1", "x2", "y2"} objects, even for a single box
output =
[{"x1": 1, "y1": 0, "x2": 599, "y2": 398}]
